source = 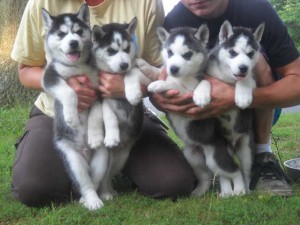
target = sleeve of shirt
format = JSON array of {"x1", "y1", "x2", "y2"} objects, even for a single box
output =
[
  {"x1": 10, "y1": 0, "x2": 46, "y2": 67},
  {"x1": 141, "y1": 0, "x2": 165, "y2": 67}
]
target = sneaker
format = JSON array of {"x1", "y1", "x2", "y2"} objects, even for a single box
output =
[{"x1": 250, "y1": 152, "x2": 293, "y2": 196}]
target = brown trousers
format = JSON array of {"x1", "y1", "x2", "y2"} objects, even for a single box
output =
[{"x1": 12, "y1": 106, "x2": 195, "y2": 206}]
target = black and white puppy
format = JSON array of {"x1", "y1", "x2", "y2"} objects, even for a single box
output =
[
  {"x1": 41, "y1": 5, "x2": 109, "y2": 210},
  {"x1": 192, "y1": 21, "x2": 264, "y2": 196},
  {"x1": 91, "y1": 18, "x2": 149, "y2": 201}
]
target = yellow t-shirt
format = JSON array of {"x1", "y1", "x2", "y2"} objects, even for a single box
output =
[{"x1": 11, "y1": 0, "x2": 164, "y2": 117}]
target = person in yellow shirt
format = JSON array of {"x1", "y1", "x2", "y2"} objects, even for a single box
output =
[{"x1": 11, "y1": 0, "x2": 195, "y2": 206}]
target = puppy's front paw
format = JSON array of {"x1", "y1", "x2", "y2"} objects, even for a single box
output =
[
  {"x1": 193, "y1": 80, "x2": 211, "y2": 107},
  {"x1": 79, "y1": 194, "x2": 104, "y2": 211},
  {"x1": 104, "y1": 135, "x2": 120, "y2": 148},
  {"x1": 88, "y1": 131, "x2": 104, "y2": 149},
  {"x1": 64, "y1": 112, "x2": 80, "y2": 128},
  {"x1": 147, "y1": 80, "x2": 167, "y2": 93},
  {"x1": 136, "y1": 58, "x2": 152, "y2": 73},
  {"x1": 191, "y1": 182, "x2": 210, "y2": 197},
  {"x1": 100, "y1": 190, "x2": 118, "y2": 201},
  {"x1": 136, "y1": 58, "x2": 160, "y2": 81},
  {"x1": 126, "y1": 90, "x2": 143, "y2": 105},
  {"x1": 235, "y1": 85, "x2": 253, "y2": 109},
  {"x1": 219, "y1": 191, "x2": 234, "y2": 198},
  {"x1": 235, "y1": 94, "x2": 252, "y2": 109},
  {"x1": 193, "y1": 91, "x2": 211, "y2": 107}
]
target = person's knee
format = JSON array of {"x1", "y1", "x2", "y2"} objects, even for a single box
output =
[
  {"x1": 159, "y1": 173, "x2": 194, "y2": 198},
  {"x1": 12, "y1": 181, "x2": 46, "y2": 206},
  {"x1": 140, "y1": 168, "x2": 195, "y2": 199},
  {"x1": 12, "y1": 179, "x2": 72, "y2": 207}
]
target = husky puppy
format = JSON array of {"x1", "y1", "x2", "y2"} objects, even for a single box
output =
[
  {"x1": 138, "y1": 25, "x2": 219, "y2": 196},
  {"x1": 192, "y1": 21, "x2": 265, "y2": 196},
  {"x1": 194, "y1": 21, "x2": 265, "y2": 109},
  {"x1": 41, "y1": 5, "x2": 108, "y2": 210},
  {"x1": 91, "y1": 18, "x2": 147, "y2": 200},
  {"x1": 145, "y1": 25, "x2": 209, "y2": 94}
]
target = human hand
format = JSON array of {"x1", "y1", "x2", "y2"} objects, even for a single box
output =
[
  {"x1": 67, "y1": 75, "x2": 97, "y2": 112},
  {"x1": 192, "y1": 76, "x2": 236, "y2": 118},
  {"x1": 149, "y1": 68, "x2": 197, "y2": 116},
  {"x1": 150, "y1": 75, "x2": 236, "y2": 120},
  {"x1": 98, "y1": 71, "x2": 126, "y2": 98},
  {"x1": 98, "y1": 71, "x2": 149, "y2": 99}
]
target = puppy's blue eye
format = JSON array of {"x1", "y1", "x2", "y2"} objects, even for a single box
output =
[
  {"x1": 107, "y1": 47, "x2": 118, "y2": 56},
  {"x1": 182, "y1": 51, "x2": 193, "y2": 60},
  {"x1": 247, "y1": 51, "x2": 254, "y2": 58},
  {"x1": 167, "y1": 49, "x2": 173, "y2": 58},
  {"x1": 124, "y1": 46, "x2": 130, "y2": 53},
  {"x1": 229, "y1": 49, "x2": 238, "y2": 57},
  {"x1": 57, "y1": 31, "x2": 67, "y2": 39}
]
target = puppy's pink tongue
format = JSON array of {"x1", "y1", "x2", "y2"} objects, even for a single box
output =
[{"x1": 66, "y1": 53, "x2": 80, "y2": 62}]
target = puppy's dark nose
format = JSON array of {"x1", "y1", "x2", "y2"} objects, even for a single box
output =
[
  {"x1": 239, "y1": 65, "x2": 248, "y2": 74},
  {"x1": 120, "y1": 62, "x2": 129, "y2": 71},
  {"x1": 69, "y1": 40, "x2": 79, "y2": 49},
  {"x1": 170, "y1": 66, "x2": 179, "y2": 75}
]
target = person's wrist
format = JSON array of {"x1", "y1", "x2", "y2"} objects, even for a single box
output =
[{"x1": 141, "y1": 84, "x2": 149, "y2": 98}]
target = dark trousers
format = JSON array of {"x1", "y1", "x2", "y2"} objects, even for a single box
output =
[{"x1": 12, "y1": 106, "x2": 195, "y2": 206}]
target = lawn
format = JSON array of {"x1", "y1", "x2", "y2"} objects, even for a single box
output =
[{"x1": 0, "y1": 105, "x2": 300, "y2": 225}]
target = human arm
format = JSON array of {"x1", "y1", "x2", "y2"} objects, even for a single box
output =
[
  {"x1": 150, "y1": 55, "x2": 300, "y2": 119},
  {"x1": 149, "y1": 53, "x2": 282, "y2": 119},
  {"x1": 149, "y1": 76, "x2": 236, "y2": 119},
  {"x1": 97, "y1": 71, "x2": 148, "y2": 98},
  {"x1": 252, "y1": 57, "x2": 300, "y2": 108},
  {"x1": 18, "y1": 63, "x2": 97, "y2": 111},
  {"x1": 148, "y1": 61, "x2": 236, "y2": 119}
]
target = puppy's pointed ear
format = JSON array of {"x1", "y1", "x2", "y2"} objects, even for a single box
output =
[
  {"x1": 219, "y1": 20, "x2": 233, "y2": 42},
  {"x1": 92, "y1": 25, "x2": 106, "y2": 43},
  {"x1": 156, "y1": 27, "x2": 170, "y2": 44},
  {"x1": 126, "y1": 17, "x2": 138, "y2": 36},
  {"x1": 41, "y1": 8, "x2": 54, "y2": 31},
  {"x1": 253, "y1": 23, "x2": 265, "y2": 42},
  {"x1": 77, "y1": 4, "x2": 90, "y2": 26},
  {"x1": 195, "y1": 24, "x2": 209, "y2": 47}
]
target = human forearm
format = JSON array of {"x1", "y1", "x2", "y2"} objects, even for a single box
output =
[
  {"x1": 18, "y1": 63, "x2": 97, "y2": 111},
  {"x1": 252, "y1": 75, "x2": 300, "y2": 108},
  {"x1": 252, "y1": 58, "x2": 300, "y2": 109},
  {"x1": 18, "y1": 64, "x2": 44, "y2": 90}
]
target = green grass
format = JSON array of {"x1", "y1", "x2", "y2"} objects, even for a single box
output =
[{"x1": 1, "y1": 106, "x2": 300, "y2": 225}]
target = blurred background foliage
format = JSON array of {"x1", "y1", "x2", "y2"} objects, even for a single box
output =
[
  {"x1": 0, "y1": 0, "x2": 37, "y2": 107},
  {"x1": 270, "y1": 0, "x2": 300, "y2": 50}
]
